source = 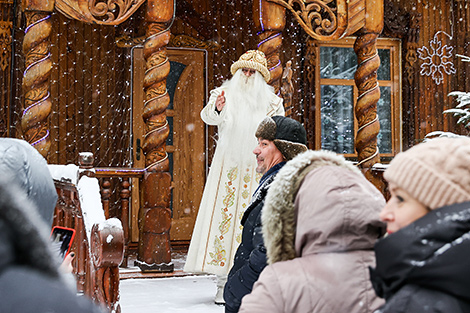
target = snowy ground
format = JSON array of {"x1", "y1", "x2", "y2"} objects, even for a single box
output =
[
  {"x1": 119, "y1": 252, "x2": 224, "y2": 313},
  {"x1": 120, "y1": 275, "x2": 224, "y2": 313}
]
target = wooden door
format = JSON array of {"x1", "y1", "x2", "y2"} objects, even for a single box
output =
[{"x1": 132, "y1": 47, "x2": 206, "y2": 243}]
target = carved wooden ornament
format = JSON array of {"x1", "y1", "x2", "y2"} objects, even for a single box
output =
[{"x1": 55, "y1": 0, "x2": 147, "y2": 25}]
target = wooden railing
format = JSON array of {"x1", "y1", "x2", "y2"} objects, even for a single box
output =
[
  {"x1": 94, "y1": 167, "x2": 145, "y2": 267},
  {"x1": 52, "y1": 153, "x2": 125, "y2": 313}
]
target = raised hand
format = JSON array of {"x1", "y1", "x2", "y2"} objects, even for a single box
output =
[{"x1": 215, "y1": 90, "x2": 226, "y2": 112}]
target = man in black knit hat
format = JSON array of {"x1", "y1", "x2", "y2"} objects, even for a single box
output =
[{"x1": 223, "y1": 116, "x2": 308, "y2": 313}]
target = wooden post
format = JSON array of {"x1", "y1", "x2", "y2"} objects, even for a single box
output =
[
  {"x1": 354, "y1": 0, "x2": 383, "y2": 184},
  {"x1": 135, "y1": 0, "x2": 174, "y2": 272},
  {"x1": 120, "y1": 178, "x2": 130, "y2": 267},
  {"x1": 254, "y1": 0, "x2": 286, "y2": 103},
  {"x1": 20, "y1": 0, "x2": 55, "y2": 157},
  {"x1": 101, "y1": 179, "x2": 111, "y2": 219}
]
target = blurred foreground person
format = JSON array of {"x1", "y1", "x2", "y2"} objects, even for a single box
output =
[
  {"x1": 224, "y1": 116, "x2": 307, "y2": 313},
  {"x1": 0, "y1": 138, "x2": 103, "y2": 313},
  {"x1": 240, "y1": 150, "x2": 385, "y2": 313},
  {"x1": 370, "y1": 137, "x2": 470, "y2": 313}
]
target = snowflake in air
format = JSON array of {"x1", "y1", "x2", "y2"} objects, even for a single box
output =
[{"x1": 417, "y1": 32, "x2": 456, "y2": 85}]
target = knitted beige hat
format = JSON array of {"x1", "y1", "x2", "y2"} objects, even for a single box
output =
[
  {"x1": 230, "y1": 50, "x2": 270, "y2": 82},
  {"x1": 384, "y1": 137, "x2": 470, "y2": 210}
]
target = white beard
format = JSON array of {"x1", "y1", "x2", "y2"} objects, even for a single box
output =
[{"x1": 216, "y1": 70, "x2": 276, "y2": 164}]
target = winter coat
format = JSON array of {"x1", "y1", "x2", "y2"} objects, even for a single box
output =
[
  {"x1": 224, "y1": 162, "x2": 285, "y2": 313},
  {"x1": 370, "y1": 200, "x2": 470, "y2": 313},
  {"x1": 0, "y1": 138, "x2": 58, "y2": 226},
  {"x1": 239, "y1": 150, "x2": 386, "y2": 313},
  {"x1": 0, "y1": 138, "x2": 103, "y2": 313}
]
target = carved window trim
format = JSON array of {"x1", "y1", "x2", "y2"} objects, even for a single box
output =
[{"x1": 314, "y1": 37, "x2": 402, "y2": 160}]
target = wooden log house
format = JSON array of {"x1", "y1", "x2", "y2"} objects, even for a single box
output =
[{"x1": 1, "y1": 0, "x2": 470, "y2": 310}]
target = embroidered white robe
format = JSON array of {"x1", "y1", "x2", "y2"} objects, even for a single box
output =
[{"x1": 184, "y1": 86, "x2": 284, "y2": 276}]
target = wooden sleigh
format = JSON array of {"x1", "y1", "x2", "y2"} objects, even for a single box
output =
[{"x1": 51, "y1": 152, "x2": 125, "y2": 313}]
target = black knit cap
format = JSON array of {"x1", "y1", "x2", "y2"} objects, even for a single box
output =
[{"x1": 255, "y1": 116, "x2": 308, "y2": 160}]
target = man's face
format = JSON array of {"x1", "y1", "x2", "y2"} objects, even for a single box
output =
[
  {"x1": 242, "y1": 68, "x2": 256, "y2": 77},
  {"x1": 253, "y1": 138, "x2": 285, "y2": 175}
]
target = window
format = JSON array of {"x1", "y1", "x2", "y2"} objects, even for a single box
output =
[{"x1": 315, "y1": 37, "x2": 401, "y2": 159}]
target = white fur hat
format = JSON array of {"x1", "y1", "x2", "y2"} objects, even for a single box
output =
[{"x1": 230, "y1": 50, "x2": 270, "y2": 82}]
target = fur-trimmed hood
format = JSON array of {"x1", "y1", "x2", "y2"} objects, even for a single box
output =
[
  {"x1": 262, "y1": 150, "x2": 386, "y2": 264},
  {"x1": 0, "y1": 138, "x2": 58, "y2": 227}
]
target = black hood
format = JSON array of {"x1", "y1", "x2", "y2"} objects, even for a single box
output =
[
  {"x1": 370, "y1": 201, "x2": 470, "y2": 303},
  {"x1": 0, "y1": 138, "x2": 58, "y2": 227}
]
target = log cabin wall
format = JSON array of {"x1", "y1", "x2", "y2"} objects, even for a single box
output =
[
  {"x1": 46, "y1": 11, "x2": 132, "y2": 167},
  {"x1": 384, "y1": 0, "x2": 470, "y2": 149},
  {"x1": 2, "y1": 6, "x2": 133, "y2": 167},
  {"x1": 453, "y1": 0, "x2": 470, "y2": 136}
]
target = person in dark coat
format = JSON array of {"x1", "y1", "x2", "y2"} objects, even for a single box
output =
[
  {"x1": 0, "y1": 138, "x2": 104, "y2": 313},
  {"x1": 223, "y1": 116, "x2": 308, "y2": 313},
  {"x1": 369, "y1": 137, "x2": 470, "y2": 313}
]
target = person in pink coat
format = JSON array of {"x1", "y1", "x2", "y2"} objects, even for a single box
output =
[{"x1": 239, "y1": 150, "x2": 386, "y2": 313}]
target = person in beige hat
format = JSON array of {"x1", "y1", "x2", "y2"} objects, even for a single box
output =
[
  {"x1": 184, "y1": 50, "x2": 284, "y2": 304},
  {"x1": 370, "y1": 136, "x2": 470, "y2": 313}
]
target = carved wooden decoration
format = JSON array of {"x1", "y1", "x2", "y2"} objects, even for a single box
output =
[
  {"x1": 0, "y1": 20, "x2": 11, "y2": 71},
  {"x1": 266, "y1": 0, "x2": 373, "y2": 41},
  {"x1": 115, "y1": 34, "x2": 221, "y2": 51},
  {"x1": 281, "y1": 60, "x2": 294, "y2": 116},
  {"x1": 303, "y1": 37, "x2": 317, "y2": 148},
  {"x1": 55, "y1": 0, "x2": 147, "y2": 25},
  {"x1": 384, "y1": 0, "x2": 421, "y2": 85},
  {"x1": 383, "y1": 0, "x2": 421, "y2": 150}
]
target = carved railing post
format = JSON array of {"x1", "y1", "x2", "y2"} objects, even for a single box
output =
[
  {"x1": 354, "y1": 0, "x2": 383, "y2": 183},
  {"x1": 120, "y1": 178, "x2": 130, "y2": 267},
  {"x1": 135, "y1": 0, "x2": 174, "y2": 272},
  {"x1": 254, "y1": 0, "x2": 286, "y2": 102},
  {"x1": 21, "y1": 1, "x2": 54, "y2": 157},
  {"x1": 101, "y1": 179, "x2": 111, "y2": 219}
]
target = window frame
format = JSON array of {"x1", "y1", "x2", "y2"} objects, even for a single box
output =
[{"x1": 314, "y1": 37, "x2": 402, "y2": 160}]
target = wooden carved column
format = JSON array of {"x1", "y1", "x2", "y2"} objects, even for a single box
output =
[
  {"x1": 21, "y1": 1, "x2": 54, "y2": 157},
  {"x1": 135, "y1": 0, "x2": 174, "y2": 272},
  {"x1": 354, "y1": 0, "x2": 383, "y2": 184},
  {"x1": 254, "y1": 0, "x2": 286, "y2": 107}
]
